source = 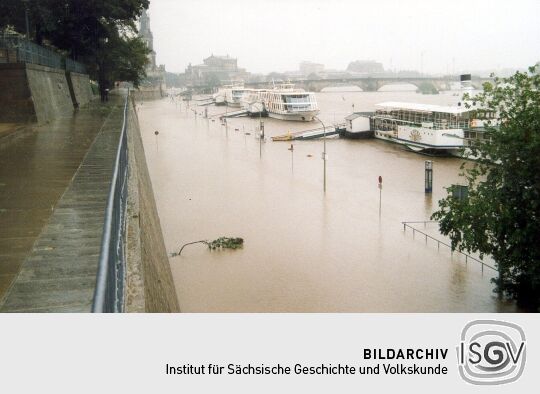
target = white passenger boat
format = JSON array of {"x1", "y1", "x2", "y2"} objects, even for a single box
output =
[
  {"x1": 225, "y1": 84, "x2": 249, "y2": 107},
  {"x1": 254, "y1": 83, "x2": 319, "y2": 122},
  {"x1": 371, "y1": 101, "x2": 492, "y2": 155},
  {"x1": 213, "y1": 90, "x2": 226, "y2": 106},
  {"x1": 240, "y1": 89, "x2": 265, "y2": 115},
  {"x1": 213, "y1": 82, "x2": 247, "y2": 107}
]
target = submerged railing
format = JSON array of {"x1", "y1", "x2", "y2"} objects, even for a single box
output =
[
  {"x1": 92, "y1": 92, "x2": 130, "y2": 312},
  {"x1": 402, "y1": 220, "x2": 498, "y2": 274}
]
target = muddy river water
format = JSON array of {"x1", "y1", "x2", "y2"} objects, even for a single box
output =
[{"x1": 137, "y1": 89, "x2": 516, "y2": 312}]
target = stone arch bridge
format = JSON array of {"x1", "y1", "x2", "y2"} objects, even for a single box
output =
[{"x1": 244, "y1": 76, "x2": 492, "y2": 92}]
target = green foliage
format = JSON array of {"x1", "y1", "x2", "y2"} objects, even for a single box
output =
[
  {"x1": 172, "y1": 237, "x2": 244, "y2": 257},
  {"x1": 203, "y1": 73, "x2": 221, "y2": 88},
  {"x1": 417, "y1": 81, "x2": 439, "y2": 95},
  {"x1": 431, "y1": 65, "x2": 540, "y2": 310},
  {"x1": 99, "y1": 31, "x2": 149, "y2": 88},
  {"x1": 206, "y1": 237, "x2": 244, "y2": 251}
]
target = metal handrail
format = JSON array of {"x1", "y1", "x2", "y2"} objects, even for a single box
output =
[
  {"x1": 92, "y1": 91, "x2": 130, "y2": 312},
  {"x1": 0, "y1": 33, "x2": 86, "y2": 73},
  {"x1": 402, "y1": 221, "x2": 498, "y2": 274}
]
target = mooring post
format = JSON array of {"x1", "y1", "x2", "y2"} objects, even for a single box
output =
[
  {"x1": 378, "y1": 176, "x2": 383, "y2": 218},
  {"x1": 425, "y1": 160, "x2": 433, "y2": 193}
]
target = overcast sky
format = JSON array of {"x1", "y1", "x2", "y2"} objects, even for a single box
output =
[{"x1": 149, "y1": 0, "x2": 540, "y2": 74}]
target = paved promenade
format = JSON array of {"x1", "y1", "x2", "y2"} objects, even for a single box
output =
[{"x1": 0, "y1": 96, "x2": 124, "y2": 312}]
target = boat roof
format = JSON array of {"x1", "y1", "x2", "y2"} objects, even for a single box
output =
[
  {"x1": 376, "y1": 101, "x2": 471, "y2": 114},
  {"x1": 345, "y1": 113, "x2": 371, "y2": 120},
  {"x1": 345, "y1": 112, "x2": 373, "y2": 120}
]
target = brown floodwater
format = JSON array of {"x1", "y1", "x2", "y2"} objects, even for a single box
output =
[{"x1": 137, "y1": 90, "x2": 516, "y2": 312}]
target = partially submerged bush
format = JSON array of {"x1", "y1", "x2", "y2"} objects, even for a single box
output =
[{"x1": 171, "y1": 237, "x2": 244, "y2": 257}]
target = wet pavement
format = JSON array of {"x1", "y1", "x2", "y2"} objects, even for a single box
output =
[{"x1": 0, "y1": 96, "x2": 123, "y2": 311}]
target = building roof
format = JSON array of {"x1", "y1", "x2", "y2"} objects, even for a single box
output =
[
  {"x1": 205, "y1": 54, "x2": 236, "y2": 61},
  {"x1": 376, "y1": 101, "x2": 470, "y2": 114}
]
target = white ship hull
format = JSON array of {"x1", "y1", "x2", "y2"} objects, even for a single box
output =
[
  {"x1": 373, "y1": 125, "x2": 464, "y2": 154},
  {"x1": 268, "y1": 110, "x2": 319, "y2": 122}
]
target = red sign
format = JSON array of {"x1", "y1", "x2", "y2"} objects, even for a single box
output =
[{"x1": 378, "y1": 176, "x2": 382, "y2": 184}]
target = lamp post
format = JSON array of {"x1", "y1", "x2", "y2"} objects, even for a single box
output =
[
  {"x1": 259, "y1": 120, "x2": 264, "y2": 159},
  {"x1": 22, "y1": 0, "x2": 30, "y2": 39},
  {"x1": 288, "y1": 144, "x2": 294, "y2": 173},
  {"x1": 314, "y1": 116, "x2": 327, "y2": 193}
]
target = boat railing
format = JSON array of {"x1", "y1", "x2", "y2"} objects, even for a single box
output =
[{"x1": 401, "y1": 220, "x2": 497, "y2": 274}]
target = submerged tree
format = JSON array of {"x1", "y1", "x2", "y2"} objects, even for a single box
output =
[
  {"x1": 172, "y1": 237, "x2": 244, "y2": 257},
  {"x1": 432, "y1": 65, "x2": 540, "y2": 311}
]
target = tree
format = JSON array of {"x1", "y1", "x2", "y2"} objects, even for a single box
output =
[
  {"x1": 431, "y1": 65, "x2": 540, "y2": 311},
  {"x1": 0, "y1": 0, "x2": 150, "y2": 90}
]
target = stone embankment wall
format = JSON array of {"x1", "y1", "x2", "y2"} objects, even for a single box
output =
[
  {"x1": 132, "y1": 85, "x2": 165, "y2": 100},
  {"x1": 0, "y1": 63, "x2": 94, "y2": 124},
  {"x1": 125, "y1": 97, "x2": 180, "y2": 312},
  {"x1": 66, "y1": 71, "x2": 94, "y2": 108},
  {"x1": 0, "y1": 63, "x2": 35, "y2": 122}
]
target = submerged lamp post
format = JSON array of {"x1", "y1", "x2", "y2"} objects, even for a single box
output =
[
  {"x1": 259, "y1": 120, "x2": 265, "y2": 159},
  {"x1": 378, "y1": 175, "x2": 383, "y2": 217},
  {"x1": 314, "y1": 116, "x2": 327, "y2": 193},
  {"x1": 288, "y1": 144, "x2": 294, "y2": 173}
]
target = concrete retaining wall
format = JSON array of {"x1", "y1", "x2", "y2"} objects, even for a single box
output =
[
  {"x1": 67, "y1": 71, "x2": 94, "y2": 108},
  {"x1": 0, "y1": 63, "x2": 38, "y2": 123},
  {"x1": 25, "y1": 63, "x2": 75, "y2": 123},
  {"x1": 132, "y1": 84, "x2": 165, "y2": 100},
  {"x1": 0, "y1": 63, "x2": 94, "y2": 124},
  {"x1": 125, "y1": 97, "x2": 180, "y2": 312}
]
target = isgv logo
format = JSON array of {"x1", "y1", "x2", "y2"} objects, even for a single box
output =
[{"x1": 457, "y1": 320, "x2": 526, "y2": 385}]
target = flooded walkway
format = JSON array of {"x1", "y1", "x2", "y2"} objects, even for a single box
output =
[
  {"x1": 0, "y1": 96, "x2": 124, "y2": 311},
  {"x1": 138, "y1": 92, "x2": 516, "y2": 312}
]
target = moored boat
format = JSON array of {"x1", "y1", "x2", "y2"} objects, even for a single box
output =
[
  {"x1": 247, "y1": 82, "x2": 319, "y2": 122},
  {"x1": 371, "y1": 101, "x2": 492, "y2": 155}
]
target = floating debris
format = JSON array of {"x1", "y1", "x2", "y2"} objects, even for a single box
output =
[{"x1": 171, "y1": 236, "x2": 244, "y2": 256}]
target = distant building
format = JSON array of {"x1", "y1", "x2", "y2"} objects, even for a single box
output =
[
  {"x1": 185, "y1": 54, "x2": 249, "y2": 87},
  {"x1": 139, "y1": 10, "x2": 157, "y2": 72},
  {"x1": 347, "y1": 60, "x2": 384, "y2": 74},
  {"x1": 137, "y1": 10, "x2": 166, "y2": 95},
  {"x1": 299, "y1": 61, "x2": 324, "y2": 77}
]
